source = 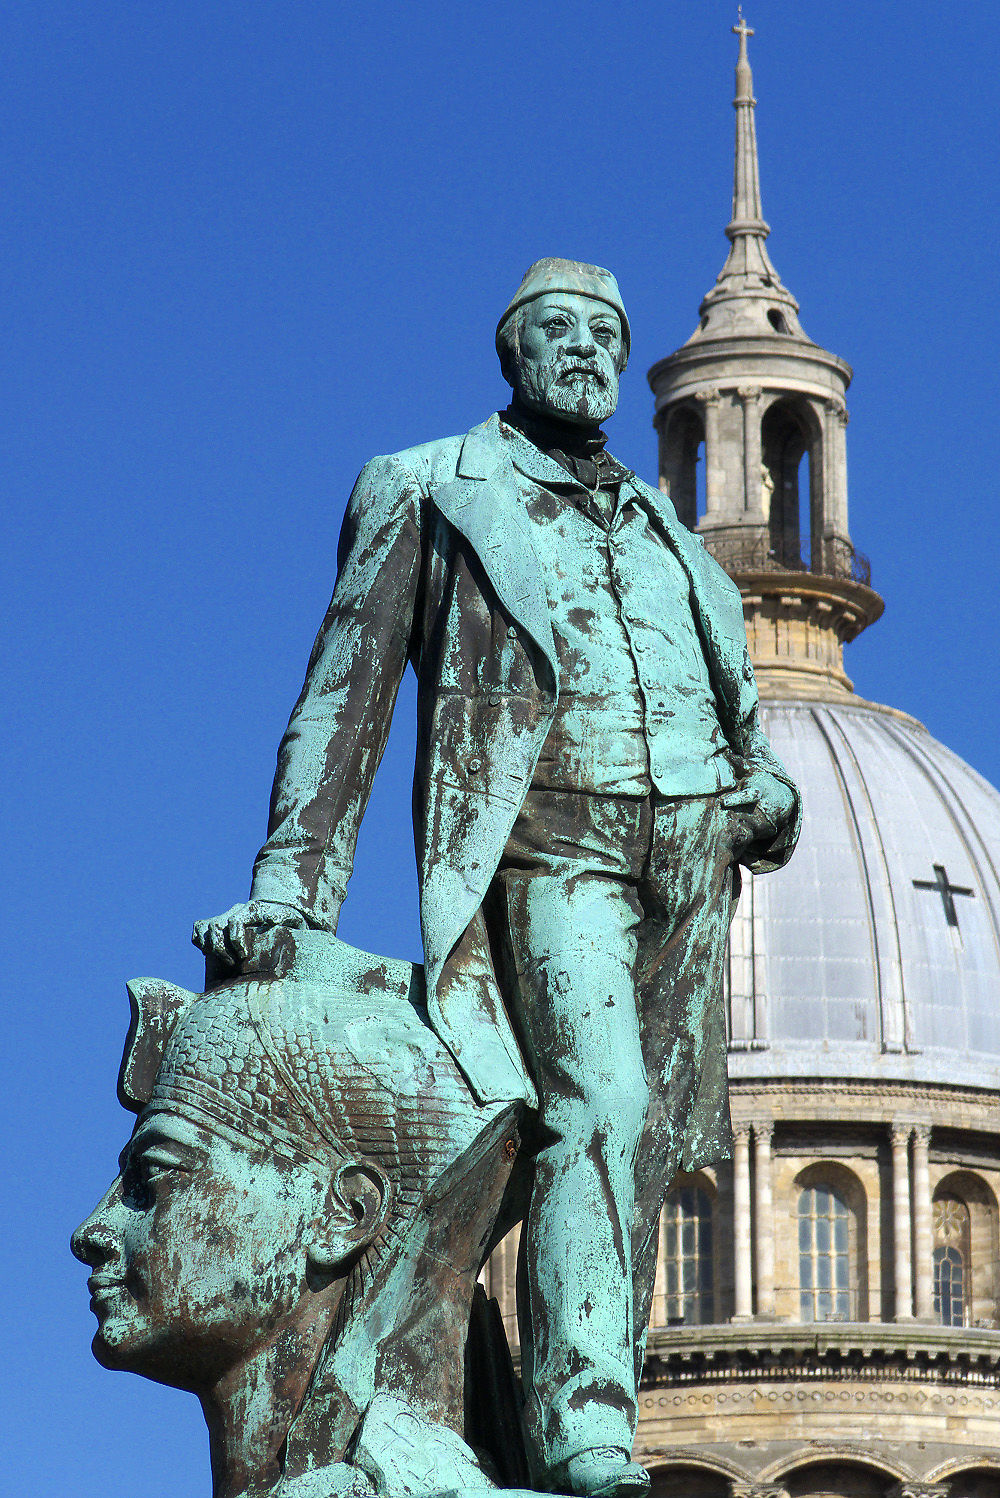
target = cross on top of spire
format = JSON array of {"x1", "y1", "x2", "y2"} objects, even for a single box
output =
[
  {"x1": 732, "y1": 6, "x2": 755, "y2": 107},
  {"x1": 733, "y1": 6, "x2": 754, "y2": 45}
]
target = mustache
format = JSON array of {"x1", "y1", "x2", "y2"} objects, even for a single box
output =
[{"x1": 553, "y1": 360, "x2": 609, "y2": 387}]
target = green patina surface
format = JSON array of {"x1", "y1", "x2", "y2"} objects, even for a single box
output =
[{"x1": 77, "y1": 258, "x2": 800, "y2": 1498}]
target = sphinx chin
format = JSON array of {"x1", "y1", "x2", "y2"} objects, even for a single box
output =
[{"x1": 92, "y1": 1323, "x2": 204, "y2": 1392}]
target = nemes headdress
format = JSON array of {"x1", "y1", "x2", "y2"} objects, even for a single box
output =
[
  {"x1": 119, "y1": 973, "x2": 484, "y2": 1211},
  {"x1": 496, "y1": 257, "x2": 631, "y2": 368}
]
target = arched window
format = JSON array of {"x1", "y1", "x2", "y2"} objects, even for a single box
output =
[
  {"x1": 934, "y1": 1194, "x2": 971, "y2": 1327},
  {"x1": 935, "y1": 1246, "x2": 966, "y2": 1327},
  {"x1": 761, "y1": 399, "x2": 814, "y2": 570},
  {"x1": 798, "y1": 1184, "x2": 851, "y2": 1321},
  {"x1": 657, "y1": 1183, "x2": 715, "y2": 1326},
  {"x1": 659, "y1": 406, "x2": 705, "y2": 531}
]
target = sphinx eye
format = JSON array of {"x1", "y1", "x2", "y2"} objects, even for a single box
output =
[
  {"x1": 128, "y1": 1147, "x2": 192, "y2": 1202},
  {"x1": 143, "y1": 1160, "x2": 181, "y2": 1185}
]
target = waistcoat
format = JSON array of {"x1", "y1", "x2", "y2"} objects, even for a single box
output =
[{"x1": 521, "y1": 478, "x2": 737, "y2": 797}]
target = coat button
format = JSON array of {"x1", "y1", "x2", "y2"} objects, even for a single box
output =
[{"x1": 467, "y1": 756, "x2": 484, "y2": 774}]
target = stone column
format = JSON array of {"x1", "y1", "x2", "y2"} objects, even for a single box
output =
[
  {"x1": 912, "y1": 1125, "x2": 934, "y2": 1320},
  {"x1": 753, "y1": 1120, "x2": 775, "y2": 1317},
  {"x1": 890, "y1": 1123, "x2": 913, "y2": 1320},
  {"x1": 822, "y1": 396, "x2": 851, "y2": 566},
  {"x1": 696, "y1": 387, "x2": 723, "y2": 519},
  {"x1": 732, "y1": 1122, "x2": 753, "y2": 1319},
  {"x1": 738, "y1": 384, "x2": 763, "y2": 519}
]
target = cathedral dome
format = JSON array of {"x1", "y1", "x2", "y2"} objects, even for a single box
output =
[
  {"x1": 620, "y1": 20, "x2": 1000, "y2": 1497},
  {"x1": 727, "y1": 696, "x2": 1000, "y2": 1091}
]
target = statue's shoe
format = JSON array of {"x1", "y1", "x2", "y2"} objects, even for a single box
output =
[{"x1": 550, "y1": 1447, "x2": 651, "y2": 1498}]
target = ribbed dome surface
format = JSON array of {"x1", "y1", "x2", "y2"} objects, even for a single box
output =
[{"x1": 726, "y1": 698, "x2": 1000, "y2": 1089}]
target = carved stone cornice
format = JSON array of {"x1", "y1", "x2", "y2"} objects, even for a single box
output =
[
  {"x1": 641, "y1": 1322, "x2": 1000, "y2": 1389},
  {"x1": 738, "y1": 570, "x2": 884, "y2": 643},
  {"x1": 731, "y1": 1484, "x2": 789, "y2": 1498},
  {"x1": 889, "y1": 1485, "x2": 950, "y2": 1498},
  {"x1": 726, "y1": 1076, "x2": 1000, "y2": 1130}
]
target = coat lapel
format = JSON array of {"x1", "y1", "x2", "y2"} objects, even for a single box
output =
[
  {"x1": 626, "y1": 472, "x2": 749, "y2": 639},
  {"x1": 433, "y1": 415, "x2": 559, "y2": 687}
]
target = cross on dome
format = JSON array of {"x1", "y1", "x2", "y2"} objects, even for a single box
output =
[{"x1": 912, "y1": 864, "x2": 975, "y2": 929}]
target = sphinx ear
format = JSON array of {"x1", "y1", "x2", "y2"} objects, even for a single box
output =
[{"x1": 306, "y1": 1161, "x2": 391, "y2": 1273}]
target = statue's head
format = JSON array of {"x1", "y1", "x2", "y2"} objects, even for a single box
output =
[
  {"x1": 72, "y1": 979, "x2": 381, "y2": 1390},
  {"x1": 496, "y1": 257, "x2": 630, "y2": 427},
  {"x1": 72, "y1": 969, "x2": 514, "y2": 1490}
]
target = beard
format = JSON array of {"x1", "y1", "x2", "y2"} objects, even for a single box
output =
[{"x1": 513, "y1": 351, "x2": 619, "y2": 428}]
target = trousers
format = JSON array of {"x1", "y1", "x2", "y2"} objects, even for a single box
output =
[{"x1": 485, "y1": 786, "x2": 741, "y2": 1474}]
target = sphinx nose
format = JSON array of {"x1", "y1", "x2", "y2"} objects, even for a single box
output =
[
  {"x1": 71, "y1": 1182, "x2": 123, "y2": 1266},
  {"x1": 71, "y1": 1218, "x2": 116, "y2": 1267}
]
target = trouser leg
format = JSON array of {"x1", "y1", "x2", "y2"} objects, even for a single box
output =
[
  {"x1": 629, "y1": 795, "x2": 740, "y2": 1365},
  {"x1": 492, "y1": 807, "x2": 649, "y2": 1476}
]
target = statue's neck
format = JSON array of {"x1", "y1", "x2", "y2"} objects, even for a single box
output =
[
  {"x1": 502, "y1": 396, "x2": 607, "y2": 460},
  {"x1": 200, "y1": 1295, "x2": 337, "y2": 1498}
]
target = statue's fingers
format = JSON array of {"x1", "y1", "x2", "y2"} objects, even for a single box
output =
[
  {"x1": 193, "y1": 918, "x2": 225, "y2": 958},
  {"x1": 222, "y1": 918, "x2": 251, "y2": 966}
]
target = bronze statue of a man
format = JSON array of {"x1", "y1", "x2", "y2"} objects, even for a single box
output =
[{"x1": 195, "y1": 259, "x2": 800, "y2": 1497}]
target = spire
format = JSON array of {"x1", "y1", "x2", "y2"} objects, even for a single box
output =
[
  {"x1": 729, "y1": 8, "x2": 766, "y2": 235},
  {"x1": 648, "y1": 12, "x2": 879, "y2": 702},
  {"x1": 690, "y1": 10, "x2": 807, "y2": 344}
]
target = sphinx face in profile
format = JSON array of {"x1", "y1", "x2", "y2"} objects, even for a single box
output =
[
  {"x1": 70, "y1": 970, "x2": 521, "y2": 1498},
  {"x1": 72, "y1": 1105, "x2": 379, "y2": 1391}
]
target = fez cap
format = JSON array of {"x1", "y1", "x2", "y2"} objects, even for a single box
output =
[{"x1": 496, "y1": 257, "x2": 630, "y2": 367}]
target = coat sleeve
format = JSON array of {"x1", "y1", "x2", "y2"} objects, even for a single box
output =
[
  {"x1": 248, "y1": 453, "x2": 423, "y2": 927},
  {"x1": 738, "y1": 717, "x2": 802, "y2": 874},
  {"x1": 689, "y1": 539, "x2": 803, "y2": 874}
]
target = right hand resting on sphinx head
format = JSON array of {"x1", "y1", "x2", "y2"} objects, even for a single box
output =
[{"x1": 192, "y1": 900, "x2": 310, "y2": 985}]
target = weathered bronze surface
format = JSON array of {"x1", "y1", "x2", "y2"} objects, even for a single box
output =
[
  {"x1": 75, "y1": 257, "x2": 800, "y2": 1498},
  {"x1": 74, "y1": 942, "x2": 526, "y2": 1497}
]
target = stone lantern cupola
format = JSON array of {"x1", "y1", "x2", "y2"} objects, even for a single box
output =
[{"x1": 648, "y1": 9, "x2": 883, "y2": 700}]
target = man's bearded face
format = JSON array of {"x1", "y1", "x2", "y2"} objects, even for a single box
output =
[{"x1": 512, "y1": 292, "x2": 623, "y2": 427}]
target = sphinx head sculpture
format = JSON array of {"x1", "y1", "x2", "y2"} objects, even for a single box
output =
[{"x1": 73, "y1": 955, "x2": 523, "y2": 1498}]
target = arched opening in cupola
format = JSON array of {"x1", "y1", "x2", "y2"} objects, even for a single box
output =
[
  {"x1": 659, "y1": 404, "x2": 705, "y2": 530},
  {"x1": 761, "y1": 398, "x2": 820, "y2": 570}
]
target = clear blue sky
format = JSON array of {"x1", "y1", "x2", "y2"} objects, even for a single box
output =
[{"x1": 4, "y1": 2, "x2": 998, "y2": 1490}]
